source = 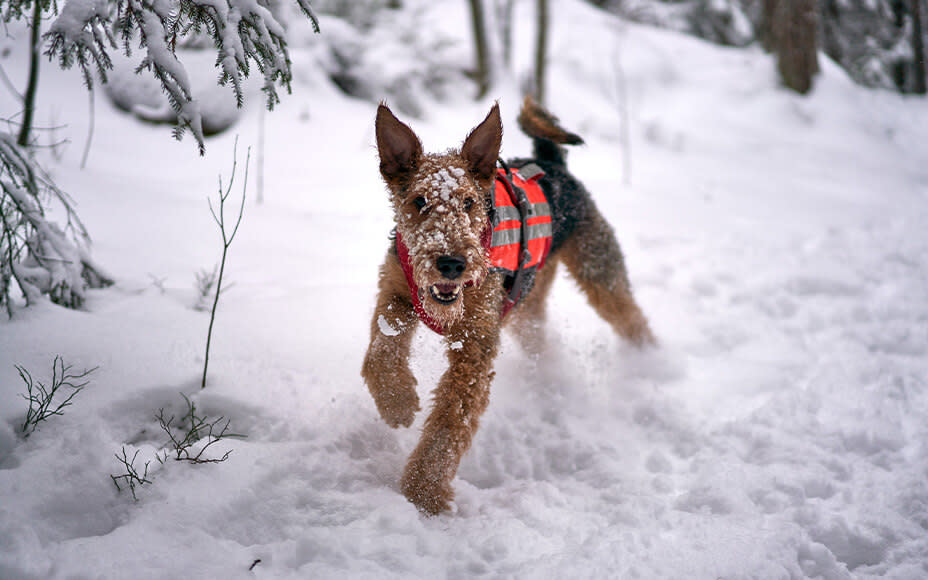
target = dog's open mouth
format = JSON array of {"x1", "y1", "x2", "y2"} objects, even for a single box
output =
[{"x1": 429, "y1": 283, "x2": 461, "y2": 305}]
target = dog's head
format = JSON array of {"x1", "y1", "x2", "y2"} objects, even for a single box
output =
[{"x1": 376, "y1": 103, "x2": 502, "y2": 327}]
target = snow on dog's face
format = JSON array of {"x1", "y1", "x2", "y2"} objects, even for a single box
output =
[{"x1": 376, "y1": 103, "x2": 502, "y2": 326}]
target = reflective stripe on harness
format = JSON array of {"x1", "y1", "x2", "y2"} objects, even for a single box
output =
[{"x1": 491, "y1": 162, "x2": 553, "y2": 318}]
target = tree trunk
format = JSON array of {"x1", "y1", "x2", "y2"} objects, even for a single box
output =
[
  {"x1": 913, "y1": 0, "x2": 927, "y2": 94},
  {"x1": 468, "y1": 0, "x2": 490, "y2": 99},
  {"x1": 17, "y1": 0, "x2": 43, "y2": 147},
  {"x1": 772, "y1": 0, "x2": 819, "y2": 94},
  {"x1": 760, "y1": 0, "x2": 778, "y2": 52},
  {"x1": 535, "y1": 0, "x2": 549, "y2": 104},
  {"x1": 496, "y1": 0, "x2": 515, "y2": 70}
]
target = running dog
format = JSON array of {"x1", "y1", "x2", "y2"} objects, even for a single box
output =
[{"x1": 362, "y1": 97, "x2": 655, "y2": 514}]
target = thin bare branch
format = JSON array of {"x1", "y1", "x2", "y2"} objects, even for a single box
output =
[
  {"x1": 201, "y1": 140, "x2": 248, "y2": 388},
  {"x1": 17, "y1": 355, "x2": 95, "y2": 437},
  {"x1": 156, "y1": 393, "x2": 245, "y2": 462},
  {"x1": 111, "y1": 447, "x2": 152, "y2": 501},
  {"x1": 0, "y1": 62, "x2": 22, "y2": 100}
]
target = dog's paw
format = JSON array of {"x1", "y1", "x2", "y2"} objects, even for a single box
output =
[
  {"x1": 623, "y1": 316, "x2": 658, "y2": 348},
  {"x1": 401, "y1": 468, "x2": 453, "y2": 515},
  {"x1": 375, "y1": 383, "x2": 420, "y2": 428},
  {"x1": 363, "y1": 356, "x2": 420, "y2": 427},
  {"x1": 631, "y1": 327, "x2": 658, "y2": 348}
]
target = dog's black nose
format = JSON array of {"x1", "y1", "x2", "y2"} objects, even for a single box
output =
[{"x1": 436, "y1": 256, "x2": 467, "y2": 280}]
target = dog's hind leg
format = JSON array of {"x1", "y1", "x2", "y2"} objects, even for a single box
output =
[
  {"x1": 560, "y1": 209, "x2": 656, "y2": 347},
  {"x1": 506, "y1": 258, "x2": 559, "y2": 356},
  {"x1": 362, "y1": 253, "x2": 421, "y2": 428}
]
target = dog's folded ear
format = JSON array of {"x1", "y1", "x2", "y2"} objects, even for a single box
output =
[
  {"x1": 376, "y1": 103, "x2": 423, "y2": 183},
  {"x1": 461, "y1": 103, "x2": 503, "y2": 181}
]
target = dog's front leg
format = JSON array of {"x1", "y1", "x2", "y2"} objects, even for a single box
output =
[
  {"x1": 362, "y1": 257, "x2": 421, "y2": 428},
  {"x1": 401, "y1": 283, "x2": 502, "y2": 515}
]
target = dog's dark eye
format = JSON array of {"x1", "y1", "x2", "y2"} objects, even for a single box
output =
[
  {"x1": 463, "y1": 198, "x2": 475, "y2": 211},
  {"x1": 413, "y1": 196, "x2": 427, "y2": 211}
]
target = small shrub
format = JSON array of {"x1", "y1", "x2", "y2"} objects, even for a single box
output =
[
  {"x1": 156, "y1": 394, "x2": 245, "y2": 464},
  {"x1": 110, "y1": 393, "x2": 246, "y2": 501},
  {"x1": 193, "y1": 265, "x2": 219, "y2": 311},
  {"x1": 17, "y1": 356, "x2": 95, "y2": 437},
  {"x1": 111, "y1": 446, "x2": 152, "y2": 501},
  {"x1": 148, "y1": 274, "x2": 167, "y2": 294}
]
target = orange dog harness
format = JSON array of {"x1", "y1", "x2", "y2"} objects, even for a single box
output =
[{"x1": 490, "y1": 163, "x2": 552, "y2": 317}]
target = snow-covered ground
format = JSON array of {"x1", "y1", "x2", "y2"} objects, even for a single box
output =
[{"x1": 2, "y1": 1, "x2": 928, "y2": 578}]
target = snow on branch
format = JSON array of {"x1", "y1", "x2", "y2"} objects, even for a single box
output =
[
  {"x1": 44, "y1": 0, "x2": 320, "y2": 154},
  {"x1": 0, "y1": 133, "x2": 113, "y2": 315}
]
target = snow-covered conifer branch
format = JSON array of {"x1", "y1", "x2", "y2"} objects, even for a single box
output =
[
  {"x1": 0, "y1": 133, "x2": 113, "y2": 315},
  {"x1": 42, "y1": 0, "x2": 115, "y2": 89},
  {"x1": 43, "y1": 0, "x2": 320, "y2": 153}
]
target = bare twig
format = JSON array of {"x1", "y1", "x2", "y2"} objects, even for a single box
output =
[
  {"x1": 80, "y1": 82, "x2": 95, "y2": 169},
  {"x1": 0, "y1": 62, "x2": 22, "y2": 100},
  {"x1": 156, "y1": 393, "x2": 245, "y2": 463},
  {"x1": 47, "y1": 109, "x2": 65, "y2": 162},
  {"x1": 111, "y1": 447, "x2": 152, "y2": 500},
  {"x1": 256, "y1": 105, "x2": 265, "y2": 205},
  {"x1": 201, "y1": 140, "x2": 249, "y2": 388}
]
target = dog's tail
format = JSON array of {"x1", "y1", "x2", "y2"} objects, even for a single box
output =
[{"x1": 517, "y1": 96, "x2": 584, "y2": 166}]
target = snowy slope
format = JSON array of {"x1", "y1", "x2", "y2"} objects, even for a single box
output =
[{"x1": 2, "y1": 1, "x2": 928, "y2": 578}]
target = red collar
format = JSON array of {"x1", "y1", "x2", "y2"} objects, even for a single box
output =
[{"x1": 393, "y1": 226, "x2": 491, "y2": 336}]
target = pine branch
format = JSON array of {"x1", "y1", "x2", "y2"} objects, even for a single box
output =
[
  {"x1": 43, "y1": 0, "x2": 320, "y2": 154},
  {"x1": 1, "y1": 133, "x2": 113, "y2": 313}
]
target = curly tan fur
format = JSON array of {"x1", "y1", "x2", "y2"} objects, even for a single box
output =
[{"x1": 362, "y1": 100, "x2": 654, "y2": 515}]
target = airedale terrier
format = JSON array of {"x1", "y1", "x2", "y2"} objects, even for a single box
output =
[{"x1": 362, "y1": 97, "x2": 655, "y2": 515}]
